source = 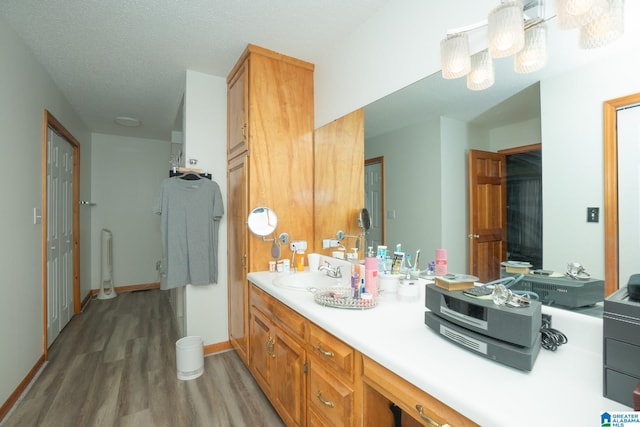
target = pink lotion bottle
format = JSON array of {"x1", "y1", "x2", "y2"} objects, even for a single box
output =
[
  {"x1": 435, "y1": 248, "x2": 447, "y2": 276},
  {"x1": 365, "y1": 247, "x2": 378, "y2": 297}
]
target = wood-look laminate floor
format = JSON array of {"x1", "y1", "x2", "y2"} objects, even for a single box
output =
[{"x1": 2, "y1": 289, "x2": 284, "y2": 427}]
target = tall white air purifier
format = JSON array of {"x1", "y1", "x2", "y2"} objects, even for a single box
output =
[{"x1": 97, "y1": 228, "x2": 117, "y2": 300}]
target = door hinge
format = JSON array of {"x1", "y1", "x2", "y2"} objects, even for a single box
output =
[{"x1": 303, "y1": 361, "x2": 309, "y2": 374}]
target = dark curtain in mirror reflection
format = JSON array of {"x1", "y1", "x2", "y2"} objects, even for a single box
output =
[{"x1": 507, "y1": 151, "x2": 542, "y2": 269}]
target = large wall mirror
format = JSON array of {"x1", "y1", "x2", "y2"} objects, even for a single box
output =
[
  {"x1": 352, "y1": 11, "x2": 640, "y2": 315},
  {"x1": 604, "y1": 92, "x2": 640, "y2": 297}
]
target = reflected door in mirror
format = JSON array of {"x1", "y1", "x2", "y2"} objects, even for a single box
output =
[
  {"x1": 365, "y1": 157, "x2": 384, "y2": 249},
  {"x1": 468, "y1": 149, "x2": 507, "y2": 282}
]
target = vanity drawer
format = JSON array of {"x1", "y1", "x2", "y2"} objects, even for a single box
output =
[
  {"x1": 308, "y1": 360, "x2": 354, "y2": 427},
  {"x1": 273, "y1": 298, "x2": 305, "y2": 342},
  {"x1": 250, "y1": 284, "x2": 273, "y2": 317},
  {"x1": 308, "y1": 322, "x2": 354, "y2": 380}
]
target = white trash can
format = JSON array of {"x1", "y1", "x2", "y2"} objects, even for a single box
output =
[{"x1": 176, "y1": 336, "x2": 204, "y2": 380}]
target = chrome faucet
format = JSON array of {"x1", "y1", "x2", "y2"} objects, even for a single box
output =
[{"x1": 319, "y1": 261, "x2": 342, "y2": 278}]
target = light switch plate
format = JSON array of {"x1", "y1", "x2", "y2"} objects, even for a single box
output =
[
  {"x1": 33, "y1": 207, "x2": 42, "y2": 224},
  {"x1": 587, "y1": 207, "x2": 599, "y2": 223}
]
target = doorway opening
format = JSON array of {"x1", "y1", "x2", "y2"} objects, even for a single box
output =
[{"x1": 505, "y1": 148, "x2": 542, "y2": 269}]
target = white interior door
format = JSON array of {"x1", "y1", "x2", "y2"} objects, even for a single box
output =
[
  {"x1": 365, "y1": 160, "x2": 383, "y2": 249},
  {"x1": 47, "y1": 127, "x2": 74, "y2": 347}
]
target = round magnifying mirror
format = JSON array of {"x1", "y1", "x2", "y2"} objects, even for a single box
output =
[
  {"x1": 358, "y1": 208, "x2": 371, "y2": 232},
  {"x1": 247, "y1": 207, "x2": 278, "y2": 237}
]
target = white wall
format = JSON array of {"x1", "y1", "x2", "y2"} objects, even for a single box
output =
[
  {"x1": 90, "y1": 134, "x2": 170, "y2": 289},
  {"x1": 541, "y1": 51, "x2": 640, "y2": 278},
  {"x1": 440, "y1": 117, "x2": 471, "y2": 274},
  {"x1": 313, "y1": 0, "x2": 496, "y2": 128},
  {"x1": 0, "y1": 17, "x2": 90, "y2": 409},
  {"x1": 365, "y1": 120, "x2": 442, "y2": 262},
  {"x1": 489, "y1": 118, "x2": 542, "y2": 152},
  {"x1": 182, "y1": 70, "x2": 229, "y2": 346}
]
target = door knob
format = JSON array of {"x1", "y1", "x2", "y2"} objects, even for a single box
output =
[{"x1": 467, "y1": 234, "x2": 480, "y2": 239}]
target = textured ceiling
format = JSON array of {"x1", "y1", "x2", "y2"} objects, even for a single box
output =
[
  {"x1": 1, "y1": 1, "x2": 639, "y2": 141},
  {"x1": 0, "y1": 0, "x2": 389, "y2": 139}
]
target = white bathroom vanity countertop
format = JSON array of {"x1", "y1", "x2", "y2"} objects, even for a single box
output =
[{"x1": 248, "y1": 269, "x2": 631, "y2": 427}]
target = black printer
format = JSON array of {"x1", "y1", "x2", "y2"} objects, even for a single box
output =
[{"x1": 603, "y1": 286, "x2": 640, "y2": 408}]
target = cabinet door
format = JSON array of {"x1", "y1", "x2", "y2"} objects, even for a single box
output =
[
  {"x1": 249, "y1": 307, "x2": 273, "y2": 392},
  {"x1": 228, "y1": 59, "x2": 248, "y2": 159},
  {"x1": 228, "y1": 154, "x2": 248, "y2": 364},
  {"x1": 273, "y1": 326, "x2": 306, "y2": 427}
]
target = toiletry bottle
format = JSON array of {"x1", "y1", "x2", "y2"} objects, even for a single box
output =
[
  {"x1": 427, "y1": 260, "x2": 435, "y2": 277},
  {"x1": 376, "y1": 245, "x2": 387, "y2": 272},
  {"x1": 435, "y1": 248, "x2": 447, "y2": 275},
  {"x1": 296, "y1": 250, "x2": 305, "y2": 272},
  {"x1": 391, "y1": 250, "x2": 404, "y2": 275},
  {"x1": 351, "y1": 264, "x2": 360, "y2": 299},
  {"x1": 365, "y1": 247, "x2": 378, "y2": 297}
]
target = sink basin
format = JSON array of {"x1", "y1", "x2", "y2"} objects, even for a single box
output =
[{"x1": 273, "y1": 271, "x2": 345, "y2": 290}]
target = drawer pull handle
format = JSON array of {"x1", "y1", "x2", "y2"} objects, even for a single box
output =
[
  {"x1": 316, "y1": 391, "x2": 335, "y2": 408},
  {"x1": 316, "y1": 343, "x2": 334, "y2": 358},
  {"x1": 266, "y1": 337, "x2": 275, "y2": 358},
  {"x1": 415, "y1": 404, "x2": 450, "y2": 427}
]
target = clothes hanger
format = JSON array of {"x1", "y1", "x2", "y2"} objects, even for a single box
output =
[
  {"x1": 170, "y1": 167, "x2": 211, "y2": 180},
  {"x1": 180, "y1": 170, "x2": 202, "y2": 181}
]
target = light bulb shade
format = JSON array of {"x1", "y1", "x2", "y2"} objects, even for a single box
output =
[
  {"x1": 488, "y1": 1, "x2": 525, "y2": 58},
  {"x1": 579, "y1": 0, "x2": 624, "y2": 49},
  {"x1": 556, "y1": 0, "x2": 608, "y2": 29},
  {"x1": 440, "y1": 33, "x2": 471, "y2": 79},
  {"x1": 467, "y1": 50, "x2": 494, "y2": 91},
  {"x1": 514, "y1": 23, "x2": 548, "y2": 73}
]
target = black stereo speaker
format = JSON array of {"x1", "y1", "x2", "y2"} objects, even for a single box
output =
[{"x1": 627, "y1": 274, "x2": 640, "y2": 300}]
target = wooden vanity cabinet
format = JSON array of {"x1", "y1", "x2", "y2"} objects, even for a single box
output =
[
  {"x1": 248, "y1": 283, "x2": 478, "y2": 427},
  {"x1": 249, "y1": 285, "x2": 307, "y2": 427},
  {"x1": 307, "y1": 322, "x2": 360, "y2": 427},
  {"x1": 227, "y1": 154, "x2": 249, "y2": 363},
  {"x1": 227, "y1": 59, "x2": 248, "y2": 159},
  {"x1": 227, "y1": 44, "x2": 314, "y2": 366},
  {"x1": 362, "y1": 355, "x2": 479, "y2": 427}
]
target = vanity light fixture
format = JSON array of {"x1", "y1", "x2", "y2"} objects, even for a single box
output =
[
  {"x1": 488, "y1": 1, "x2": 525, "y2": 58},
  {"x1": 439, "y1": 0, "x2": 625, "y2": 90},
  {"x1": 556, "y1": 0, "x2": 608, "y2": 29},
  {"x1": 514, "y1": 21, "x2": 548, "y2": 73},
  {"x1": 440, "y1": 33, "x2": 471, "y2": 79},
  {"x1": 467, "y1": 50, "x2": 495, "y2": 90},
  {"x1": 579, "y1": 0, "x2": 625, "y2": 49}
]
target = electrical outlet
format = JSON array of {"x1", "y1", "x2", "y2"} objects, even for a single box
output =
[
  {"x1": 290, "y1": 240, "x2": 307, "y2": 251},
  {"x1": 322, "y1": 239, "x2": 340, "y2": 249}
]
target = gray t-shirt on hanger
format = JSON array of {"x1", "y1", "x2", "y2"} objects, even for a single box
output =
[{"x1": 153, "y1": 176, "x2": 224, "y2": 289}]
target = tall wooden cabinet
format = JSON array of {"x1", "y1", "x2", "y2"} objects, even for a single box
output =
[{"x1": 227, "y1": 44, "x2": 314, "y2": 366}]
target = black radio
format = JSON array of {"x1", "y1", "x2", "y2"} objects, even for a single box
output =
[{"x1": 425, "y1": 283, "x2": 542, "y2": 371}]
